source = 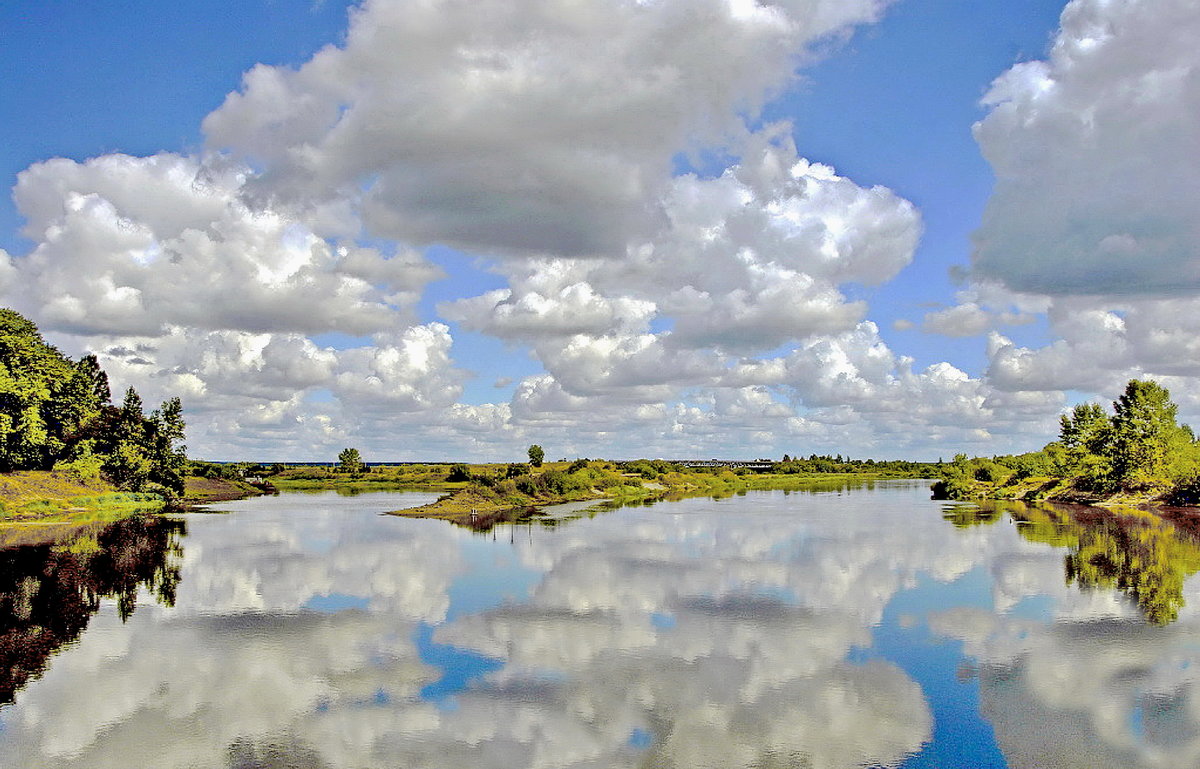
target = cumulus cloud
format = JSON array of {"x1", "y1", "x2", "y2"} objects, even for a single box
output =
[
  {"x1": 435, "y1": 133, "x2": 929, "y2": 451},
  {"x1": 333, "y1": 323, "x2": 464, "y2": 408},
  {"x1": 446, "y1": 135, "x2": 920, "y2": 353},
  {"x1": 0, "y1": 0, "x2": 973, "y2": 459},
  {"x1": 203, "y1": 0, "x2": 893, "y2": 257},
  {"x1": 10, "y1": 153, "x2": 440, "y2": 337},
  {"x1": 972, "y1": 0, "x2": 1200, "y2": 296}
]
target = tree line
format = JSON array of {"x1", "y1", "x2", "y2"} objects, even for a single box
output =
[
  {"x1": 0, "y1": 309, "x2": 187, "y2": 500},
  {"x1": 934, "y1": 379, "x2": 1200, "y2": 502}
]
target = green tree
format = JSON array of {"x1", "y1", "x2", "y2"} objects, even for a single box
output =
[
  {"x1": 0, "y1": 308, "x2": 189, "y2": 499},
  {"x1": 1057, "y1": 402, "x2": 1113, "y2": 489},
  {"x1": 99, "y1": 387, "x2": 154, "y2": 491},
  {"x1": 527, "y1": 444, "x2": 544, "y2": 467},
  {"x1": 147, "y1": 397, "x2": 187, "y2": 495},
  {"x1": 1108, "y1": 380, "x2": 1179, "y2": 490},
  {"x1": 337, "y1": 447, "x2": 365, "y2": 474},
  {"x1": 1059, "y1": 403, "x2": 1109, "y2": 457},
  {"x1": 0, "y1": 309, "x2": 106, "y2": 470}
]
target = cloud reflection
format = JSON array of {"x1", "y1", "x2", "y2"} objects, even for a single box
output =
[{"x1": 6, "y1": 484, "x2": 1197, "y2": 768}]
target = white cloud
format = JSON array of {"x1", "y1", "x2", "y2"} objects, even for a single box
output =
[
  {"x1": 334, "y1": 323, "x2": 464, "y2": 408},
  {"x1": 203, "y1": 0, "x2": 893, "y2": 257},
  {"x1": 972, "y1": 0, "x2": 1200, "y2": 296},
  {"x1": 9, "y1": 153, "x2": 441, "y2": 337},
  {"x1": 922, "y1": 302, "x2": 1035, "y2": 338}
]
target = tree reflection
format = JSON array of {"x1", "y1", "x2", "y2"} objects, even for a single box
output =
[
  {"x1": 0, "y1": 515, "x2": 185, "y2": 705},
  {"x1": 946, "y1": 501, "x2": 1200, "y2": 625}
]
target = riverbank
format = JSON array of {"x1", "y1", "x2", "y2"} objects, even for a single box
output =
[
  {"x1": 182, "y1": 476, "x2": 274, "y2": 505},
  {"x1": 930, "y1": 471, "x2": 1189, "y2": 512},
  {"x1": 0, "y1": 470, "x2": 165, "y2": 522},
  {"x1": 0, "y1": 471, "x2": 271, "y2": 535}
]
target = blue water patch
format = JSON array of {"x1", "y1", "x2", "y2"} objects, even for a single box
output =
[
  {"x1": 415, "y1": 623, "x2": 505, "y2": 709},
  {"x1": 858, "y1": 568, "x2": 1008, "y2": 769},
  {"x1": 303, "y1": 593, "x2": 370, "y2": 613},
  {"x1": 628, "y1": 728, "x2": 654, "y2": 749},
  {"x1": 445, "y1": 538, "x2": 542, "y2": 622},
  {"x1": 1008, "y1": 594, "x2": 1054, "y2": 622},
  {"x1": 1128, "y1": 698, "x2": 1145, "y2": 739},
  {"x1": 650, "y1": 612, "x2": 676, "y2": 629}
]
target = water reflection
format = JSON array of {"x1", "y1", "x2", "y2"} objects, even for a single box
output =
[
  {"x1": 0, "y1": 515, "x2": 185, "y2": 705},
  {"x1": 945, "y1": 500, "x2": 1200, "y2": 625},
  {"x1": 0, "y1": 485, "x2": 1198, "y2": 768}
]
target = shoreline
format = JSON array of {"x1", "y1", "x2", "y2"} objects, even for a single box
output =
[
  {"x1": 933, "y1": 473, "x2": 1200, "y2": 517},
  {"x1": 386, "y1": 472, "x2": 920, "y2": 530},
  {"x1": 0, "y1": 473, "x2": 274, "y2": 534}
]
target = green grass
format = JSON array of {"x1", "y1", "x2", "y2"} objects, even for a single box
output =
[{"x1": 0, "y1": 470, "x2": 166, "y2": 526}]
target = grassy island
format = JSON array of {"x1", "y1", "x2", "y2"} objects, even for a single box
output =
[
  {"x1": 310, "y1": 458, "x2": 930, "y2": 530},
  {"x1": 244, "y1": 454, "x2": 937, "y2": 529}
]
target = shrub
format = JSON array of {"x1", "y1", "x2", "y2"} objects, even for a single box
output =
[{"x1": 54, "y1": 444, "x2": 105, "y2": 482}]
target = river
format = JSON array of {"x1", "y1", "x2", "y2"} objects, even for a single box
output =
[{"x1": 2, "y1": 480, "x2": 1199, "y2": 768}]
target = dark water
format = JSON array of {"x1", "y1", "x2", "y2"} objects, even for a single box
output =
[{"x1": 2, "y1": 482, "x2": 1199, "y2": 768}]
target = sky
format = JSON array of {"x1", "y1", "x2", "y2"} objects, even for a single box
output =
[{"x1": 2, "y1": 0, "x2": 1198, "y2": 462}]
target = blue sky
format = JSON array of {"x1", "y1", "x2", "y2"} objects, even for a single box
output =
[{"x1": 2, "y1": 0, "x2": 1196, "y2": 460}]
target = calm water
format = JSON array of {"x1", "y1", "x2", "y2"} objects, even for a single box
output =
[{"x1": 3, "y1": 481, "x2": 1200, "y2": 768}]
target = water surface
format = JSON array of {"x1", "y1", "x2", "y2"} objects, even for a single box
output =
[{"x1": 2, "y1": 483, "x2": 1200, "y2": 768}]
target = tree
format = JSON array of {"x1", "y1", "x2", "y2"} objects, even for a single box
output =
[
  {"x1": 527, "y1": 444, "x2": 544, "y2": 467},
  {"x1": 1108, "y1": 380, "x2": 1180, "y2": 490},
  {"x1": 0, "y1": 309, "x2": 106, "y2": 470},
  {"x1": 0, "y1": 308, "x2": 190, "y2": 499},
  {"x1": 98, "y1": 388, "x2": 153, "y2": 492},
  {"x1": 147, "y1": 397, "x2": 187, "y2": 495},
  {"x1": 1057, "y1": 402, "x2": 1113, "y2": 487},
  {"x1": 337, "y1": 447, "x2": 365, "y2": 474},
  {"x1": 1059, "y1": 403, "x2": 1109, "y2": 455}
]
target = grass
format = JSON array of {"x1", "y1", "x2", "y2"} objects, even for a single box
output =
[
  {"x1": 0, "y1": 470, "x2": 166, "y2": 524},
  {"x1": 0, "y1": 469, "x2": 270, "y2": 532}
]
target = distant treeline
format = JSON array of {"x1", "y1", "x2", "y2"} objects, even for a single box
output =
[
  {"x1": 0, "y1": 309, "x2": 187, "y2": 499},
  {"x1": 194, "y1": 456, "x2": 940, "y2": 477}
]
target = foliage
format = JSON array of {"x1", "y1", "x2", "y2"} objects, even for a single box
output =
[
  {"x1": 0, "y1": 309, "x2": 188, "y2": 501},
  {"x1": 1108, "y1": 380, "x2": 1181, "y2": 491},
  {"x1": 337, "y1": 447, "x2": 366, "y2": 474},
  {"x1": 935, "y1": 379, "x2": 1200, "y2": 502},
  {"x1": 52, "y1": 442, "x2": 105, "y2": 482},
  {"x1": 0, "y1": 309, "x2": 104, "y2": 471},
  {"x1": 527, "y1": 444, "x2": 544, "y2": 467}
]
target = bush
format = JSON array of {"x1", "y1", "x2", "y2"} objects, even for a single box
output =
[{"x1": 54, "y1": 444, "x2": 105, "y2": 482}]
